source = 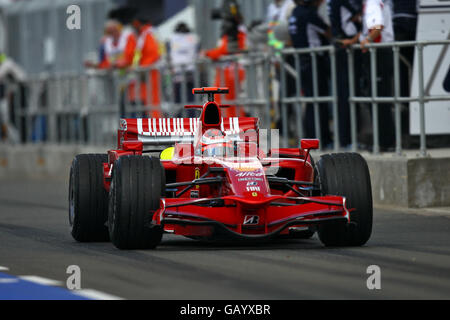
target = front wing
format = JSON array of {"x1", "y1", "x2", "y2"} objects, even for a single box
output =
[{"x1": 152, "y1": 195, "x2": 351, "y2": 239}]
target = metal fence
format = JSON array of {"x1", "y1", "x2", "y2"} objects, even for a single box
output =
[{"x1": 1, "y1": 40, "x2": 449, "y2": 157}]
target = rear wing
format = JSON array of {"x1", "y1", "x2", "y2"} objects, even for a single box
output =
[{"x1": 118, "y1": 117, "x2": 259, "y2": 147}]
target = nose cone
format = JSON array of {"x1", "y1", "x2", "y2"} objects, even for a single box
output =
[{"x1": 224, "y1": 161, "x2": 270, "y2": 198}]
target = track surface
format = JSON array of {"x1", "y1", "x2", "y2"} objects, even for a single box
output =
[{"x1": 0, "y1": 179, "x2": 449, "y2": 299}]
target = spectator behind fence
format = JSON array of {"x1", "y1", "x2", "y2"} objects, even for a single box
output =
[
  {"x1": 246, "y1": 0, "x2": 295, "y2": 52},
  {"x1": 84, "y1": 19, "x2": 137, "y2": 120},
  {"x1": 342, "y1": 0, "x2": 396, "y2": 150},
  {"x1": 392, "y1": 0, "x2": 418, "y2": 139},
  {"x1": 0, "y1": 53, "x2": 26, "y2": 143},
  {"x1": 203, "y1": 0, "x2": 247, "y2": 118},
  {"x1": 167, "y1": 22, "x2": 200, "y2": 115},
  {"x1": 266, "y1": 0, "x2": 297, "y2": 137},
  {"x1": 266, "y1": 0, "x2": 296, "y2": 51},
  {"x1": 267, "y1": 0, "x2": 296, "y2": 25},
  {"x1": 288, "y1": 0, "x2": 332, "y2": 147},
  {"x1": 327, "y1": 0, "x2": 362, "y2": 148},
  {"x1": 84, "y1": 19, "x2": 136, "y2": 70},
  {"x1": 130, "y1": 15, "x2": 162, "y2": 118}
]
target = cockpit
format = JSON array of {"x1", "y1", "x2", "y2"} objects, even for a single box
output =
[{"x1": 197, "y1": 129, "x2": 235, "y2": 158}]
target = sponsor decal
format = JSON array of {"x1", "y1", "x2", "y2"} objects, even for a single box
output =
[
  {"x1": 236, "y1": 166, "x2": 258, "y2": 172},
  {"x1": 246, "y1": 186, "x2": 260, "y2": 192},
  {"x1": 194, "y1": 167, "x2": 200, "y2": 189},
  {"x1": 237, "y1": 177, "x2": 263, "y2": 182},
  {"x1": 243, "y1": 215, "x2": 259, "y2": 225},
  {"x1": 190, "y1": 190, "x2": 199, "y2": 198},
  {"x1": 236, "y1": 172, "x2": 264, "y2": 177}
]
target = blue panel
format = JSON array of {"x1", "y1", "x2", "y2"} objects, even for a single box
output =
[{"x1": 0, "y1": 272, "x2": 90, "y2": 300}]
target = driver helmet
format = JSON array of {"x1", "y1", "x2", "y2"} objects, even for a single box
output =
[{"x1": 201, "y1": 129, "x2": 234, "y2": 157}]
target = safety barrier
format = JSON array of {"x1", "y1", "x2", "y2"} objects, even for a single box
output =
[
  {"x1": 1, "y1": 40, "x2": 449, "y2": 156},
  {"x1": 279, "y1": 40, "x2": 450, "y2": 155}
]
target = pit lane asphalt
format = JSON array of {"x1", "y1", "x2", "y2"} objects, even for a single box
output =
[{"x1": 0, "y1": 179, "x2": 449, "y2": 299}]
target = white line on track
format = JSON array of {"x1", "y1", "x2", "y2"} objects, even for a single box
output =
[
  {"x1": 19, "y1": 276, "x2": 62, "y2": 286},
  {"x1": 0, "y1": 278, "x2": 19, "y2": 284},
  {"x1": 71, "y1": 289, "x2": 123, "y2": 300},
  {"x1": 0, "y1": 266, "x2": 9, "y2": 271}
]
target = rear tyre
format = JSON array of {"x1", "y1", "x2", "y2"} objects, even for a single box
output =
[
  {"x1": 69, "y1": 154, "x2": 109, "y2": 242},
  {"x1": 108, "y1": 155, "x2": 164, "y2": 249},
  {"x1": 316, "y1": 153, "x2": 372, "y2": 246}
]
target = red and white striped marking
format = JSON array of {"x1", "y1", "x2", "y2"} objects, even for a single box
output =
[
  {"x1": 137, "y1": 118, "x2": 201, "y2": 136},
  {"x1": 136, "y1": 117, "x2": 241, "y2": 136}
]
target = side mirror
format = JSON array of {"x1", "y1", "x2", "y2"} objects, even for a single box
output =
[{"x1": 300, "y1": 139, "x2": 319, "y2": 150}]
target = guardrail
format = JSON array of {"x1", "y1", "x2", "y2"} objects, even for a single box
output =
[
  {"x1": 1, "y1": 40, "x2": 449, "y2": 156},
  {"x1": 279, "y1": 40, "x2": 450, "y2": 155}
]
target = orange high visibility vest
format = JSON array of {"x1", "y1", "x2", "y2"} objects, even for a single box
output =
[
  {"x1": 205, "y1": 31, "x2": 247, "y2": 117},
  {"x1": 129, "y1": 25, "x2": 161, "y2": 118},
  {"x1": 100, "y1": 29, "x2": 136, "y2": 69}
]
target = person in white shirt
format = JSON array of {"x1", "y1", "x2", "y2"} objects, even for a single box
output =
[
  {"x1": 360, "y1": 0, "x2": 394, "y2": 48},
  {"x1": 267, "y1": 0, "x2": 296, "y2": 23},
  {"x1": 167, "y1": 22, "x2": 200, "y2": 115},
  {"x1": 340, "y1": 0, "x2": 393, "y2": 48},
  {"x1": 341, "y1": 0, "x2": 395, "y2": 150},
  {"x1": 267, "y1": 0, "x2": 296, "y2": 48}
]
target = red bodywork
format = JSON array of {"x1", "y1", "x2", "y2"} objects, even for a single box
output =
[{"x1": 103, "y1": 88, "x2": 350, "y2": 240}]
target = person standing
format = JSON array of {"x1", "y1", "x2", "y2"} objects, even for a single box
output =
[
  {"x1": 392, "y1": 0, "x2": 418, "y2": 139},
  {"x1": 130, "y1": 16, "x2": 162, "y2": 118},
  {"x1": 167, "y1": 22, "x2": 199, "y2": 116},
  {"x1": 267, "y1": 0, "x2": 296, "y2": 25},
  {"x1": 392, "y1": 0, "x2": 417, "y2": 44},
  {"x1": 327, "y1": 0, "x2": 362, "y2": 148},
  {"x1": 342, "y1": 0, "x2": 396, "y2": 150},
  {"x1": 267, "y1": 0, "x2": 296, "y2": 137},
  {"x1": 288, "y1": 0, "x2": 333, "y2": 147},
  {"x1": 361, "y1": 0, "x2": 395, "y2": 150},
  {"x1": 0, "y1": 53, "x2": 26, "y2": 143},
  {"x1": 85, "y1": 20, "x2": 136, "y2": 70},
  {"x1": 266, "y1": 0, "x2": 296, "y2": 50},
  {"x1": 204, "y1": 0, "x2": 247, "y2": 118}
]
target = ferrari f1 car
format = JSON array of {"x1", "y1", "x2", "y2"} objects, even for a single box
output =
[{"x1": 69, "y1": 87, "x2": 372, "y2": 249}]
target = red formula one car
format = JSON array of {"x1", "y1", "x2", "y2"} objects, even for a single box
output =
[{"x1": 69, "y1": 87, "x2": 372, "y2": 249}]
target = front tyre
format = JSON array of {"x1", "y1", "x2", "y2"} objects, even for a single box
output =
[
  {"x1": 316, "y1": 153, "x2": 373, "y2": 246},
  {"x1": 108, "y1": 156, "x2": 164, "y2": 249},
  {"x1": 69, "y1": 154, "x2": 109, "y2": 242}
]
